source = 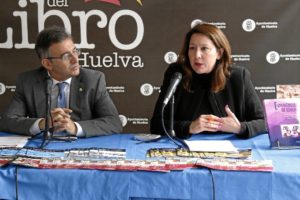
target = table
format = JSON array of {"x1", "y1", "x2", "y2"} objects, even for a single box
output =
[{"x1": 0, "y1": 132, "x2": 300, "y2": 200}]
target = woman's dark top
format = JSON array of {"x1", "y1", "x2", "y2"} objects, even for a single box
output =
[{"x1": 150, "y1": 63, "x2": 267, "y2": 139}]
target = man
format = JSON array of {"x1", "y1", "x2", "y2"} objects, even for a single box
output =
[{"x1": 0, "y1": 26, "x2": 122, "y2": 137}]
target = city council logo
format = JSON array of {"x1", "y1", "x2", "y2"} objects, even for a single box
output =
[
  {"x1": 140, "y1": 83, "x2": 154, "y2": 96},
  {"x1": 191, "y1": 19, "x2": 204, "y2": 28},
  {"x1": 119, "y1": 115, "x2": 128, "y2": 127},
  {"x1": 242, "y1": 19, "x2": 256, "y2": 32},
  {"x1": 0, "y1": 83, "x2": 6, "y2": 95},
  {"x1": 266, "y1": 51, "x2": 280, "y2": 64},
  {"x1": 164, "y1": 51, "x2": 178, "y2": 64}
]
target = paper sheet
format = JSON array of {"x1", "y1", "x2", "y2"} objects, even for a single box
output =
[
  {"x1": 0, "y1": 136, "x2": 29, "y2": 148},
  {"x1": 183, "y1": 140, "x2": 238, "y2": 152}
]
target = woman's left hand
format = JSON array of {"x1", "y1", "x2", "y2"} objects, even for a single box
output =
[{"x1": 219, "y1": 105, "x2": 241, "y2": 134}]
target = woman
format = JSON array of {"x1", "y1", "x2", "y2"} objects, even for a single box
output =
[{"x1": 150, "y1": 23, "x2": 266, "y2": 139}]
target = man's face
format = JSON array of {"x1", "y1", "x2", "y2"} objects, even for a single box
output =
[{"x1": 44, "y1": 38, "x2": 80, "y2": 81}]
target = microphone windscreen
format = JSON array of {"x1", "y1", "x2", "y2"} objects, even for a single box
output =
[{"x1": 172, "y1": 72, "x2": 182, "y2": 80}]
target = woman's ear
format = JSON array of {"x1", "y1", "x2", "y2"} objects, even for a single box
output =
[{"x1": 217, "y1": 48, "x2": 224, "y2": 60}]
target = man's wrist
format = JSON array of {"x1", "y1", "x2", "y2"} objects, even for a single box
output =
[{"x1": 38, "y1": 118, "x2": 45, "y2": 131}]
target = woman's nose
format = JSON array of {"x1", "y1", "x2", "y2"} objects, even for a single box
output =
[{"x1": 196, "y1": 49, "x2": 203, "y2": 59}]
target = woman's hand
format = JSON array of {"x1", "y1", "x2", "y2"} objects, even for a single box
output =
[
  {"x1": 219, "y1": 105, "x2": 241, "y2": 134},
  {"x1": 189, "y1": 114, "x2": 222, "y2": 134}
]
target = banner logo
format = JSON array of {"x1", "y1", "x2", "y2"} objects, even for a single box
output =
[
  {"x1": 0, "y1": 83, "x2": 6, "y2": 95},
  {"x1": 243, "y1": 19, "x2": 278, "y2": 32},
  {"x1": 255, "y1": 86, "x2": 276, "y2": 94},
  {"x1": 119, "y1": 115, "x2": 149, "y2": 126},
  {"x1": 85, "y1": 0, "x2": 121, "y2": 6},
  {"x1": 84, "y1": 0, "x2": 143, "y2": 6},
  {"x1": 231, "y1": 54, "x2": 251, "y2": 62},
  {"x1": 266, "y1": 51, "x2": 280, "y2": 64},
  {"x1": 136, "y1": 0, "x2": 143, "y2": 6},
  {"x1": 191, "y1": 19, "x2": 226, "y2": 29},
  {"x1": 119, "y1": 115, "x2": 128, "y2": 127},
  {"x1": 0, "y1": 1, "x2": 144, "y2": 50},
  {"x1": 140, "y1": 83, "x2": 154, "y2": 96},
  {"x1": 107, "y1": 86, "x2": 125, "y2": 93},
  {"x1": 164, "y1": 52, "x2": 177, "y2": 64},
  {"x1": 266, "y1": 51, "x2": 300, "y2": 64}
]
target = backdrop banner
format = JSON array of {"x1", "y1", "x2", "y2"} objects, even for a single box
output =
[{"x1": 1, "y1": 0, "x2": 300, "y2": 133}]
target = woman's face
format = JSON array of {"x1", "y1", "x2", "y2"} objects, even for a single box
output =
[{"x1": 188, "y1": 33, "x2": 222, "y2": 74}]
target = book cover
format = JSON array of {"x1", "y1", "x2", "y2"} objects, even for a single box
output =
[{"x1": 263, "y1": 98, "x2": 300, "y2": 149}]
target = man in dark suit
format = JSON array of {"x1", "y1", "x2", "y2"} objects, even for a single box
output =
[{"x1": 0, "y1": 26, "x2": 122, "y2": 137}]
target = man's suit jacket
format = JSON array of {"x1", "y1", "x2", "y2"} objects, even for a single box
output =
[{"x1": 0, "y1": 67, "x2": 122, "y2": 137}]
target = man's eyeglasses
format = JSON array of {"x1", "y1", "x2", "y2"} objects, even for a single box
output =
[{"x1": 46, "y1": 48, "x2": 81, "y2": 62}]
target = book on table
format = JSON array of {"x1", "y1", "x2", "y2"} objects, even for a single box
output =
[{"x1": 263, "y1": 98, "x2": 300, "y2": 149}]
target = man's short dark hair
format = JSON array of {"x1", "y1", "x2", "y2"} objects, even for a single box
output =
[{"x1": 35, "y1": 26, "x2": 72, "y2": 60}]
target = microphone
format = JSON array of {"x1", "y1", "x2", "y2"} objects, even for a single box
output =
[
  {"x1": 163, "y1": 72, "x2": 182, "y2": 106},
  {"x1": 160, "y1": 72, "x2": 188, "y2": 149}
]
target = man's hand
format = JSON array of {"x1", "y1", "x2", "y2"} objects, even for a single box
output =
[{"x1": 51, "y1": 108, "x2": 77, "y2": 135}]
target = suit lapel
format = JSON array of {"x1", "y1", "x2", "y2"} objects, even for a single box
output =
[{"x1": 69, "y1": 74, "x2": 84, "y2": 120}]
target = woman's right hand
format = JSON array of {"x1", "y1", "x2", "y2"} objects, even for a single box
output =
[{"x1": 189, "y1": 114, "x2": 221, "y2": 134}]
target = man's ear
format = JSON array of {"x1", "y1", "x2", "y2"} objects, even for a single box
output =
[{"x1": 41, "y1": 59, "x2": 52, "y2": 71}]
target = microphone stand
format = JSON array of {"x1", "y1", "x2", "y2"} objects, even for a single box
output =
[
  {"x1": 38, "y1": 78, "x2": 76, "y2": 148},
  {"x1": 169, "y1": 95, "x2": 175, "y2": 137},
  {"x1": 161, "y1": 95, "x2": 187, "y2": 149},
  {"x1": 169, "y1": 95, "x2": 188, "y2": 149},
  {"x1": 40, "y1": 79, "x2": 52, "y2": 148}
]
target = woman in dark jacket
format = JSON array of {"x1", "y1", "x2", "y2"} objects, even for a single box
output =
[{"x1": 150, "y1": 22, "x2": 266, "y2": 139}]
